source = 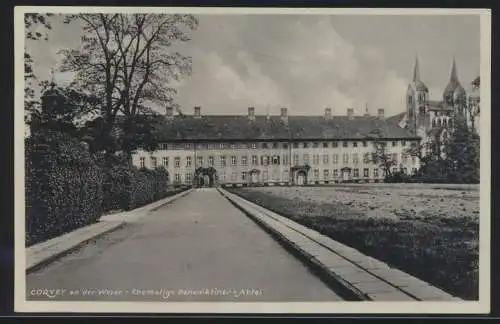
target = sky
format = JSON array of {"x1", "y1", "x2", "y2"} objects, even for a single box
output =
[{"x1": 26, "y1": 13, "x2": 480, "y2": 118}]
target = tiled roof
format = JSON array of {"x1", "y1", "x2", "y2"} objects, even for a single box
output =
[
  {"x1": 386, "y1": 112, "x2": 405, "y2": 125},
  {"x1": 150, "y1": 115, "x2": 419, "y2": 141}
]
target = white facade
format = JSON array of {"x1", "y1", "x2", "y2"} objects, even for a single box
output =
[{"x1": 132, "y1": 138, "x2": 420, "y2": 186}]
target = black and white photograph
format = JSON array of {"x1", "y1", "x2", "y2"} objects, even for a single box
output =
[{"x1": 15, "y1": 7, "x2": 491, "y2": 314}]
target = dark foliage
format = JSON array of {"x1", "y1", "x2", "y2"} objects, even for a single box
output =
[{"x1": 25, "y1": 130, "x2": 104, "y2": 246}]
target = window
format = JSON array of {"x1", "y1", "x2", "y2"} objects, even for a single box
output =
[
  {"x1": 220, "y1": 172, "x2": 226, "y2": 181},
  {"x1": 252, "y1": 155, "x2": 258, "y2": 165},
  {"x1": 140, "y1": 157, "x2": 145, "y2": 168},
  {"x1": 272, "y1": 155, "x2": 280, "y2": 165},
  {"x1": 402, "y1": 154, "x2": 408, "y2": 164},
  {"x1": 283, "y1": 143, "x2": 289, "y2": 149},
  {"x1": 402, "y1": 140, "x2": 407, "y2": 147},
  {"x1": 282, "y1": 154, "x2": 289, "y2": 165},
  {"x1": 231, "y1": 156, "x2": 237, "y2": 166},
  {"x1": 208, "y1": 143, "x2": 215, "y2": 150},
  {"x1": 231, "y1": 172, "x2": 237, "y2": 181},
  {"x1": 220, "y1": 155, "x2": 226, "y2": 167},
  {"x1": 373, "y1": 168, "x2": 379, "y2": 178},
  {"x1": 353, "y1": 168, "x2": 359, "y2": 177},
  {"x1": 262, "y1": 143, "x2": 268, "y2": 149},
  {"x1": 151, "y1": 157, "x2": 157, "y2": 168},
  {"x1": 251, "y1": 143, "x2": 257, "y2": 149},
  {"x1": 241, "y1": 156, "x2": 248, "y2": 166},
  {"x1": 343, "y1": 153, "x2": 349, "y2": 164},
  {"x1": 343, "y1": 141, "x2": 348, "y2": 148},
  {"x1": 363, "y1": 153, "x2": 371, "y2": 164},
  {"x1": 314, "y1": 169, "x2": 320, "y2": 179},
  {"x1": 323, "y1": 169, "x2": 329, "y2": 179},
  {"x1": 293, "y1": 154, "x2": 299, "y2": 165},
  {"x1": 403, "y1": 167, "x2": 408, "y2": 174},
  {"x1": 352, "y1": 153, "x2": 359, "y2": 164},
  {"x1": 332, "y1": 142, "x2": 338, "y2": 148},
  {"x1": 209, "y1": 156, "x2": 214, "y2": 166},
  {"x1": 186, "y1": 173, "x2": 192, "y2": 183},
  {"x1": 363, "y1": 168, "x2": 369, "y2": 177},
  {"x1": 159, "y1": 143, "x2": 168, "y2": 150},
  {"x1": 323, "y1": 154, "x2": 329, "y2": 164},
  {"x1": 261, "y1": 155, "x2": 269, "y2": 166},
  {"x1": 272, "y1": 142, "x2": 278, "y2": 149},
  {"x1": 283, "y1": 170, "x2": 289, "y2": 181},
  {"x1": 293, "y1": 143, "x2": 299, "y2": 148},
  {"x1": 197, "y1": 143, "x2": 203, "y2": 149},
  {"x1": 175, "y1": 173, "x2": 181, "y2": 183},
  {"x1": 392, "y1": 141, "x2": 397, "y2": 147},
  {"x1": 303, "y1": 154, "x2": 310, "y2": 164},
  {"x1": 323, "y1": 142, "x2": 329, "y2": 148},
  {"x1": 313, "y1": 142, "x2": 319, "y2": 148},
  {"x1": 313, "y1": 154, "x2": 319, "y2": 165},
  {"x1": 411, "y1": 167, "x2": 417, "y2": 175},
  {"x1": 303, "y1": 143, "x2": 309, "y2": 148},
  {"x1": 162, "y1": 157, "x2": 168, "y2": 167},
  {"x1": 353, "y1": 142, "x2": 358, "y2": 148},
  {"x1": 242, "y1": 172, "x2": 247, "y2": 181},
  {"x1": 186, "y1": 156, "x2": 192, "y2": 167},
  {"x1": 175, "y1": 157, "x2": 180, "y2": 168},
  {"x1": 362, "y1": 141, "x2": 368, "y2": 147},
  {"x1": 197, "y1": 156, "x2": 203, "y2": 166},
  {"x1": 262, "y1": 171, "x2": 268, "y2": 181},
  {"x1": 392, "y1": 153, "x2": 398, "y2": 163},
  {"x1": 333, "y1": 154, "x2": 339, "y2": 164},
  {"x1": 333, "y1": 169, "x2": 339, "y2": 177},
  {"x1": 220, "y1": 143, "x2": 225, "y2": 149}
]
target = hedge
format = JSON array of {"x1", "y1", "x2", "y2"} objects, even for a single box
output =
[{"x1": 25, "y1": 130, "x2": 104, "y2": 246}]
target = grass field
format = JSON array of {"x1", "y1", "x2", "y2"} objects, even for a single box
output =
[{"x1": 227, "y1": 184, "x2": 479, "y2": 300}]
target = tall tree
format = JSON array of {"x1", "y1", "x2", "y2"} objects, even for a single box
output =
[
  {"x1": 59, "y1": 13, "x2": 198, "y2": 156},
  {"x1": 369, "y1": 129, "x2": 396, "y2": 177},
  {"x1": 24, "y1": 13, "x2": 54, "y2": 112}
]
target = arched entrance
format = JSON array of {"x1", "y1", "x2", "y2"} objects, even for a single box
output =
[
  {"x1": 249, "y1": 169, "x2": 260, "y2": 186},
  {"x1": 195, "y1": 167, "x2": 217, "y2": 188},
  {"x1": 291, "y1": 164, "x2": 311, "y2": 186},
  {"x1": 340, "y1": 167, "x2": 352, "y2": 182}
]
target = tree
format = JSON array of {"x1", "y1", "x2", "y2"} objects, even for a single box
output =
[
  {"x1": 443, "y1": 117, "x2": 480, "y2": 183},
  {"x1": 59, "y1": 13, "x2": 198, "y2": 156},
  {"x1": 25, "y1": 13, "x2": 54, "y2": 112},
  {"x1": 369, "y1": 129, "x2": 396, "y2": 178}
]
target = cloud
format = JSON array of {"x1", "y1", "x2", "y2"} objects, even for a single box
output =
[{"x1": 26, "y1": 14, "x2": 480, "y2": 118}]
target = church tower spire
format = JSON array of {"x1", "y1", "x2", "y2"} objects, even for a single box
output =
[
  {"x1": 449, "y1": 56, "x2": 458, "y2": 83},
  {"x1": 412, "y1": 55, "x2": 420, "y2": 82}
]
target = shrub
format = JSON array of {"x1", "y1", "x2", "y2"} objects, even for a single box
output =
[{"x1": 25, "y1": 130, "x2": 103, "y2": 246}]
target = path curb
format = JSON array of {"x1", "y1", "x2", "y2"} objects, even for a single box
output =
[
  {"x1": 218, "y1": 188, "x2": 462, "y2": 302},
  {"x1": 26, "y1": 188, "x2": 193, "y2": 273}
]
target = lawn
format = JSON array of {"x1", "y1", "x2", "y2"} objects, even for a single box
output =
[{"x1": 227, "y1": 184, "x2": 479, "y2": 300}]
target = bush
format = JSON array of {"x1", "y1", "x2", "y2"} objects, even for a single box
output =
[{"x1": 25, "y1": 130, "x2": 103, "y2": 246}]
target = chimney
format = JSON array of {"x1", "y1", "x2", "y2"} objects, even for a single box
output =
[
  {"x1": 194, "y1": 106, "x2": 201, "y2": 118},
  {"x1": 166, "y1": 106, "x2": 174, "y2": 119},
  {"x1": 324, "y1": 107, "x2": 332, "y2": 120},
  {"x1": 280, "y1": 107, "x2": 288, "y2": 123},
  {"x1": 377, "y1": 108, "x2": 385, "y2": 119},
  {"x1": 347, "y1": 108, "x2": 354, "y2": 120},
  {"x1": 248, "y1": 107, "x2": 255, "y2": 121}
]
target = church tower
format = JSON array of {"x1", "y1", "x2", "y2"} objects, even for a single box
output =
[
  {"x1": 443, "y1": 58, "x2": 467, "y2": 123},
  {"x1": 406, "y1": 55, "x2": 429, "y2": 134}
]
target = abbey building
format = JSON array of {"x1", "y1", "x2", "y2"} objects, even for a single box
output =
[
  {"x1": 131, "y1": 57, "x2": 479, "y2": 187},
  {"x1": 387, "y1": 56, "x2": 480, "y2": 157}
]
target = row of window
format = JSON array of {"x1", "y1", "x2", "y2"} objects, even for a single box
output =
[
  {"x1": 156, "y1": 140, "x2": 415, "y2": 151},
  {"x1": 169, "y1": 167, "x2": 419, "y2": 183},
  {"x1": 140, "y1": 153, "x2": 417, "y2": 168}
]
